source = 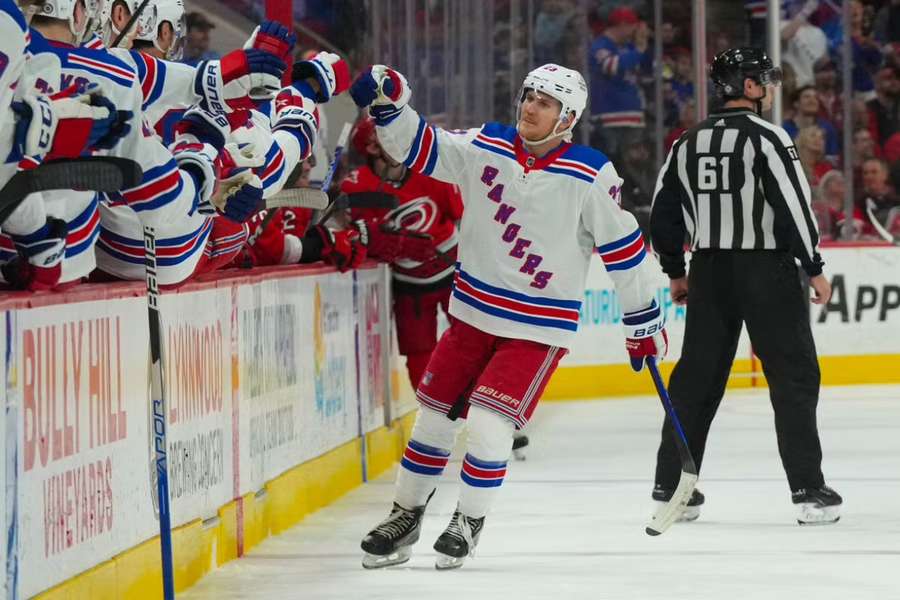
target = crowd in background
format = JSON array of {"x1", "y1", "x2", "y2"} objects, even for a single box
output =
[{"x1": 198, "y1": 0, "x2": 899, "y2": 244}]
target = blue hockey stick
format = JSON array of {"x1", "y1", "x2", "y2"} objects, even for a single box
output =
[{"x1": 645, "y1": 357, "x2": 698, "y2": 536}]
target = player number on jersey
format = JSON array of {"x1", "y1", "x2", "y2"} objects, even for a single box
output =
[{"x1": 697, "y1": 156, "x2": 730, "y2": 191}]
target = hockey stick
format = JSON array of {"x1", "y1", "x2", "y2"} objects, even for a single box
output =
[
  {"x1": 247, "y1": 123, "x2": 351, "y2": 248},
  {"x1": 0, "y1": 157, "x2": 142, "y2": 224},
  {"x1": 111, "y1": 0, "x2": 152, "y2": 48},
  {"x1": 143, "y1": 226, "x2": 175, "y2": 600},
  {"x1": 645, "y1": 357, "x2": 698, "y2": 536},
  {"x1": 313, "y1": 123, "x2": 353, "y2": 227},
  {"x1": 265, "y1": 187, "x2": 328, "y2": 209},
  {"x1": 865, "y1": 198, "x2": 900, "y2": 246}
]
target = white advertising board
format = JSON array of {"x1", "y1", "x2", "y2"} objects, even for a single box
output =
[
  {"x1": 160, "y1": 288, "x2": 234, "y2": 526},
  {"x1": 564, "y1": 246, "x2": 900, "y2": 369},
  {"x1": 13, "y1": 298, "x2": 157, "y2": 598}
]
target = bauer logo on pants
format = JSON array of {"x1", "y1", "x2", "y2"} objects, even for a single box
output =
[{"x1": 474, "y1": 385, "x2": 521, "y2": 408}]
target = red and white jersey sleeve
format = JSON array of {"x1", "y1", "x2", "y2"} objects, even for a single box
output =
[
  {"x1": 376, "y1": 105, "x2": 661, "y2": 348},
  {"x1": 375, "y1": 105, "x2": 481, "y2": 190},
  {"x1": 24, "y1": 33, "x2": 209, "y2": 227}
]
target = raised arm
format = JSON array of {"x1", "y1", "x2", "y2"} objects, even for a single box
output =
[{"x1": 349, "y1": 65, "x2": 480, "y2": 185}]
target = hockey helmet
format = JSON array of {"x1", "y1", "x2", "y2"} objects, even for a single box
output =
[
  {"x1": 516, "y1": 63, "x2": 588, "y2": 145},
  {"x1": 97, "y1": 0, "x2": 157, "y2": 48},
  {"x1": 35, "y1": 0, "x2": 103, "y2": 42},
  {"x1": 710, "y1": 47, "x2": 783, "y2": 99},
  {"x1": 351, "y1": 116, "x2": 377, "y2": 158},
  {"x1": 143, "y1": 0, "x2": 186, "y2": 61}
]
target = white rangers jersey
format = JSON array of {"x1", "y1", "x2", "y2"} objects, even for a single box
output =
[
  {"x1": 375, "y1": 106, "x2": 661, "y2": 348},
  {"x1": 20, "y1": 29, "x2": 212, "y2": 282},
  {"x1": 96, "y1": 102, "x2": 310, "y2": 285},
  {"x1": 0, "y1": 0, "x2": 48, "y2": 245}
]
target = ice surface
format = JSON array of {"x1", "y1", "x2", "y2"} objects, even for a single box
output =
[{"x1": 182, "y1": 385, "x2": 900, "y2": 600}]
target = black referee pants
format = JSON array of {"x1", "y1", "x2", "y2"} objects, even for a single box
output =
[{"x1": 654, "y1": 251, "x2": 825, "y2": 493}]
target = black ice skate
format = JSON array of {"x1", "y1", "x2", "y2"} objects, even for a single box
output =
[
  {"x1": 793, "y1": 485, "x2": 842, "y2": 525},
  {"x1": 512, "y1": 432, "x2": 529, "y2": 461},
  {"x1": 433, "y1": 509, "x2": 484, "y2": 570},
  {"x1": 652, "y1": 485, "x2": 705, "y2": 522},
  {"x1": 360, "y1": 502, "x2": 426, "y2": 568}
]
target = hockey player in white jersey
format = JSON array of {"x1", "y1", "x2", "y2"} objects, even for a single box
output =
[
  {"x1": 18, "y1": 0, "x2": 282, "y2": 286},
  {"x1": 353, "y1": 63, "x2": 667, "y2": 569},
  {"x1": 88, "y1": 4, "x2": 317, "y2": 285},
  {"x1": 1, "y1": 0, "x2": 133, "y2": 290}
]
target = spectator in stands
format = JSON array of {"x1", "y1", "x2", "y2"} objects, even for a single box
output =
[
  {"x1": 847, "y1": 0, "x2": 882, "y2": 100},
  {"x1": 813, "y1": 170, "x2": 844, "y2": 240},
  {"x1": 815, "y1": 170, "x2": 865, "y2": 240},
  {"x1": 796, "y1": 125, "x2": 834, "y2": 187},
  {"x1": 866, "y1": 65, "x2": 900, "y2": 147},
  {"x1": 588, "y1": 6, "x2": 651, "y2": 160},
  {"x1": 182, "y1": 12, "x2": 220, "y2": 66},
  {"x1": 665, "y1": 98, "x2": 696, "y2": 152},
  {"x1": 859, "y1": 158, "x2": 899, "y2": 229},
  {"x1": 534, "y1": 0, "x2": 578, "y2": 67},
  {"x1": 784, "y1": 85, "x2": 841, "y2": 163},
  {"x1": 814, "y1": 57, "x2": 843, "y2": 132},
  {"x1": 781, "y1": 1, "x2": 828, "y2": 87},
  {"x1": 854, "y1": 127, "x2": 880, "y2": 162},
  {"x1": 668, "y1": 47, "x2": 694, "y2": 109}
]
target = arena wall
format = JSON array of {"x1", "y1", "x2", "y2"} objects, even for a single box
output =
[
  {"x1": 1, "y1": 245, "x2": 895, "y2": 597},
  {"x1": 0, "y1": 263, "x2": 417, "y2": 599},
  {"x1": 545, "y1": 243, "x2": 900, "y2": 399}
]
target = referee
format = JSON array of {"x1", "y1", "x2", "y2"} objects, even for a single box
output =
[{"x1": 649, "y1": 47, "x2": 842, "y2": 525}]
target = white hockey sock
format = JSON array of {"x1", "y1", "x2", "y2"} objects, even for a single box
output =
[
  {"x1": 457, "y1": 406, "x2": 515, "y2": 519},
  {"x1": 395, "y1": 407, "x2": 463, "y2": 510}
]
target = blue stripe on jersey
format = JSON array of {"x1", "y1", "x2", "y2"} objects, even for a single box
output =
[
  {"x1": 480, "y1": 122, "x2": 518, "y2": 143},
  {"x1": 543, "y1": 165, "x2": 595, "y2": 184},
  {"x1": 622, "y1": 300, "x2": 661, "y2": 326},
  {"x1": 456, "y1": 266, "x2": 582, "y2": 310},
  {"x1": 404, "y1": 118, "x2": 426, "y2": 166},
  {"x1": 63, "y1": 54, "x2": 134, "y2": 88},
  {"x1": 399, "y1": 458, "x2": 443, "y2": 476},
  {"x1": 559, "y1": 144, "x2": 610, "y2": 172},
  {"x1": 604, "y1": 251, "x2": 645, "y2": 272},
  {"x1": 67, "y1": 223, "x2": 100, "y2": 257},
  {"x1": 597, "y1": 228, "x2": 642, "y2": 253},
  {"x1": 452, "y1": 289, "x2": 579, "y2": 331},
  {"x1": 97, "y1": 224, "x2": 210, "y2": 266},
  {"x1": 471, "y1": 138, "x2": 516, "y2": 160},
  {"x1": 408, "y1": 439, "x2": 451, "y2": 458}
]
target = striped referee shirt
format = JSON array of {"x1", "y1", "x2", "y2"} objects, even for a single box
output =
[{"x1": 650, "y1": 107, "x2": 823, "y2": 278}]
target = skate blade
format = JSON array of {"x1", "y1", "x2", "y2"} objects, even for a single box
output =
[
  {"x1": 435, "y1": 553, "x2": 466, "y2": 570},
  {"x1": 362, "y1": 547, "x2": 412, "y2": 569},
  {"x1": 797, "y1": 504, "x2": 841, "y2": 525}
]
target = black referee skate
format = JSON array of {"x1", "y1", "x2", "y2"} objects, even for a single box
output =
[
  {"x1": 512, "y1": 432, "x2": 529, "y2": 461},
  {"x1": 433, "y1": 509, "x2": 484, "y2": 570},
  {"x1": 652, "y1": 485, "x2": 705, "y2": 522},
  {"x1": 793, "y1": 485, "x2": 842, "y2": 525},
  {"x1": 361, "y1": 502, "x2": 426, "y2": 568}
]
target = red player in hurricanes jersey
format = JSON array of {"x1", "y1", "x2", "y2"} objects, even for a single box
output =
[
  {"x1": 343, "y1": 117, "x2": 463, "y2": 388},
  {"x1": 237, "y1": 157, "x2": 367, "y2": 271}
]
